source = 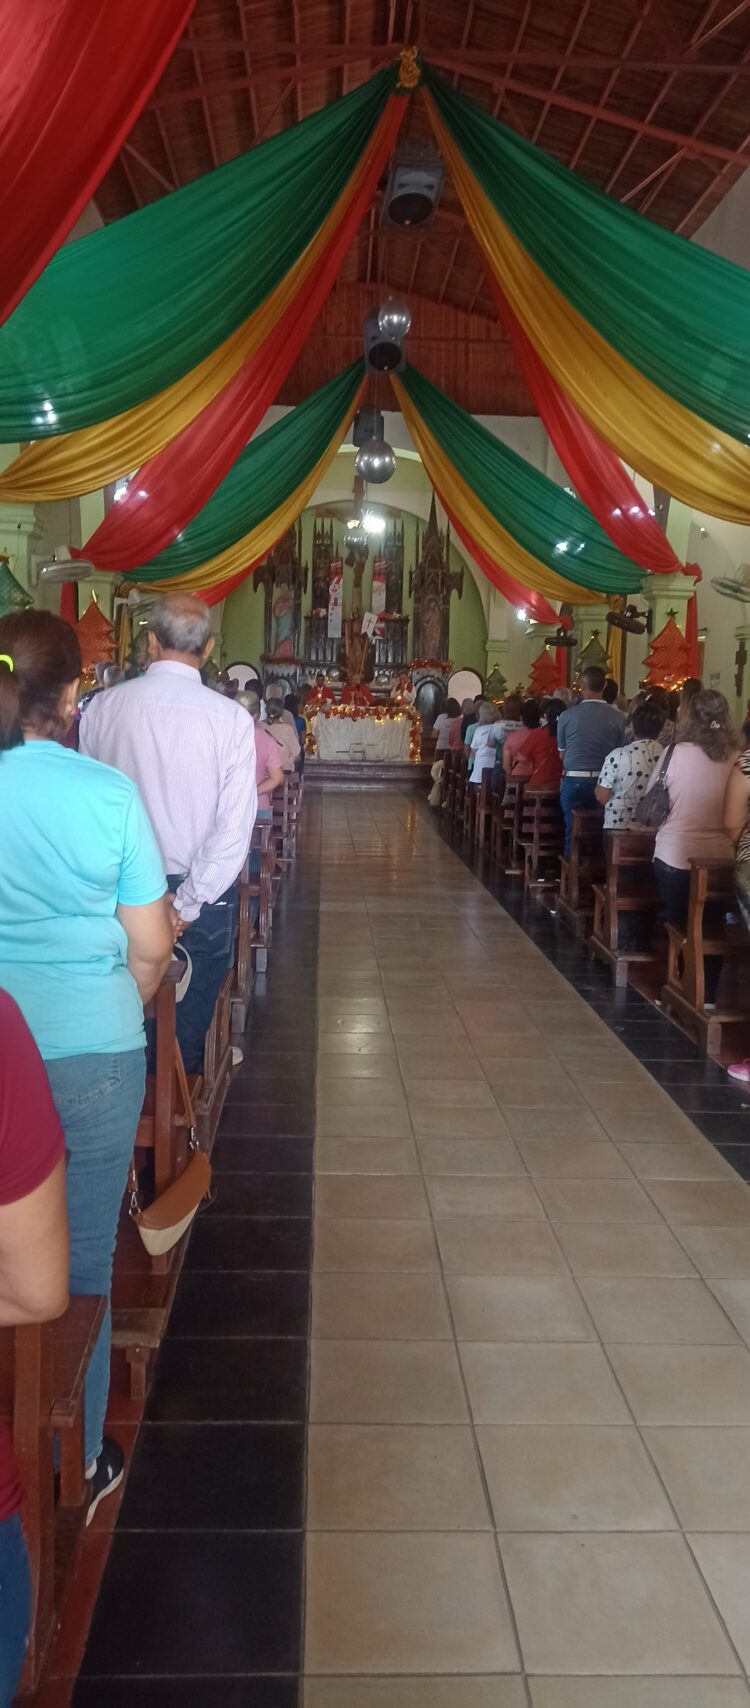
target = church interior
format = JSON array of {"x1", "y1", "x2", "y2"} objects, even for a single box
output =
[{"x1": 6, "y1": 1, "x2": 750, "y2": 1702}]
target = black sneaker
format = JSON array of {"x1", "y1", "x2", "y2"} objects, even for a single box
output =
[{"x1": 86, "y1": 1437, "x2": 124, "y2": 1525}]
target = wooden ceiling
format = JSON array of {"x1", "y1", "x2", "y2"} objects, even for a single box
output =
[{"x1": 99, "y1": 0, "x2": 750, "y2": 412}]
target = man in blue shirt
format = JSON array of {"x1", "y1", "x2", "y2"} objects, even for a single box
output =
[{"x1": 557, "y1": 666, "x2": 626, "y2": 853}]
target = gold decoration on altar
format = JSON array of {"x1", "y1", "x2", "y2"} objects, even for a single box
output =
[{"x1": 397, "y1": 47, "x2": 421, "y2": 90}]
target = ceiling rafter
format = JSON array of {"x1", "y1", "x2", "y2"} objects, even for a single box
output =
[
  {"x1": 123, "y1": 143, "x2": 175, "y2": 195},
  {"x1": 604, "y1": 0, "x2": 720, "y2": 194},
  {"x1": 235, "y1": 0, "x2": 260, "y2": 141},
  {"x1": 291, "y1": 0, "x2": 304, "y2": 121},
  {"x1": 531, "y1": 0, "x2": 593, "y2": 145},
  {"x1": 567, "y1": 1, "x2": 651, "y2": 172},
  {"x1": 638, "y1": 34, "x2": 750, "y2": 215},
  {"x1": 676, "y1": 109, "x2": 750, "y2": 230},
  {"x1": 341, "y1": 0, "x2": 352, "y2": 97},
  {"x1": 186, "y1": 17, "x2": 220, "y2": 168},
  {"x1": 688, "y1": 0, "x2": 750, "y2": 54}
]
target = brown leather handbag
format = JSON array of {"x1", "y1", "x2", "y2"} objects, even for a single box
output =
[{"x1": 129, "y1": 1044, "x2": 212, "y2": 1257}]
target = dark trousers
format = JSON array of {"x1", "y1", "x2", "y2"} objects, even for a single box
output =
[
  {"x1": 560, "y1": 775, "x2": 598, "y2": 856},
  {"x1": 147, "y1": 878, "x2": 237, "y2": 1074},
  {"x1": 654, "y1": 857, "x2": 723, "y2": 1003}
]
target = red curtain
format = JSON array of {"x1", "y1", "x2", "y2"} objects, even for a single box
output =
[
  {"x1": 78, "y1": 99, "x2": 406, "y2": 573},
  {"x1": 441, "y1": 497, "x2": 560, "y2": 626},
  {"x1": 684, "y1": 570, "x2": 701, "y2": 679},
  {"x1": 0, "y1": 0, "x2": 194, "y2": 328},
  {"x1": 59, "y1": 581, "x2": 77, "y2": 625},
  {"x1": 491, "y1": 284, "x2": 686, "y2": 575}
]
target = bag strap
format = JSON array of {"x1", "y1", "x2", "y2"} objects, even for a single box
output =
[
  {"x1": 653, "y1": 741, "x2": 675, "y2": 785},
  {"x1": 174, "y1": 1039, "x2": 196, "y2": 1134}
]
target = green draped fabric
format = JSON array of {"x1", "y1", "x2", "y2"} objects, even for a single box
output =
[
  {"x1": 402, "y1": 364, "x2": 642, "y2": 594},
  {"x1": 0, "y1": 71, "x2": 394, "y2": 440},
  {"x1": 425, "y1": 66, "x2": 750, "y2": 445},
  {"x1": 137, "y1": 360, "x2": 364, "y2": 581}
]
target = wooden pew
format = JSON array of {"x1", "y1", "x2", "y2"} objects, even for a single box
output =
[
  {"x1": 474, "y1": 769, "x2": 494, "y2": 850},
  {"x1": 557, "y1": 807, "x2": 605, "y2": 937},
  {"x1": 517, "y1": 790, "x2": 564, "y2": 889},
  {"x1": 660, "y1": 857, "x2": 750, "y2": 1053},
  {"x1": 452, "y1": 751, "x2": 468, "y2": 831},
  {"x1": 490, "y1": 778, "x2": 525, "y2": 872},
  {"x1": 0, "y1": 1297, "x2": 105, "y2": 1692},
  {"x1": 590, "y1": 828, "x2": 660, "y2": 987},
  {"x1": 442, "y1": 750, "x2": 458, "y2": 820}
]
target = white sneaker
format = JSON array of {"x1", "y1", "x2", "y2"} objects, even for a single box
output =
[{"x1": 231, "y1": 1045, "x2": 244, "y2": 1067}]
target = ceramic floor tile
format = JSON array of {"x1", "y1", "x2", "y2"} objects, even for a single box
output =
[
  {"x1": 307, "y1": 1424, "x2": 490, "y2": 1530},
  {"x1": 417, "y1": 1138, "x2": 526, "y2": 1176},
  {"x1": 478, "y1": 1423, "x2": 675, "y2": 1531},
  {"x1": 314, "y1": 1176, "x2": 428, "y2": 1220},
  {"x1": 707, "y1": 1278, "x2": 750, "y2": 1344},
  {"x1": 316, "y1": 1108, "x2": 414, "y2": 1140},
  {"x1": 426, "y1": 1176, "x2": 544, "y2": 1220},
  {"x1": 618, "y1": 1142, "x2": 738, "y2": 1181},
  {"x1": 535, "y1": 1178, "x2": 661, "y2": 1223},
  {"x1": 448, "y1": 1276, "x2": 596, "y2": 1342},
  {"x1": 528, "y1": 1683, "x2": 750, "y2": 1708},
  {"x1": 311, "y1": 1273, "x2": 452, "y2": 1341},
  {"x1": 304, "y1": 1532, "x2": 519, "y2": 1675},
  {"x1": 406, "y1": 1082, "x2": 499, "y2": 1111},
  {"x1": 688, "y1": 1535, "x2": 750, "y2": 1670},
  {"x1": 503, "y1": 1108, "x2": 612, "y2": 1143},
  {"x1": 304, "y1": 1681, "x2": 527, "y2": 1708},
  {"x1": 645, "y1": 1427, "x2": 750, "y2": 1530},
  {"x1": 678, "y1": 1226, "x2": 750, "y2": 1277},
  {"x1": 436, "y1": 1216, "x2": 567, "y2": 1276},
  {"x1": 316, "y1": 1080, "x2": 409, "y2": 1109},
  {"x1": 313, "y1": 1218, "x2": 438, "y2": 1272},
  {"x1": 309, "y1": 1340, "x2": 468, "y2": 1423},
  {"x1": 501, "y1": 1532, "x2": 738, "y2": 1675},
  {"x1": 411, "y1": 1108, "x2": 513, "y2": 1142},
  {"x1": 646, "y1": 1181, "x2": 750, "y2": 1226},
  {"x1": 553, "y1": 1221, "x2": 697, "y2": 1277},
  {"x1": 315, "y1": 1138, "x2": 419, "y2": 1175},
  {"x1": 608, "y1": 1344, "x2": 750, "y2": 1423},
  {"x1": 461, "y1": 1342, "x2": 630, "y2": 1424},
  {"x1": 579, "y1": 1277, "x2": 740, "y2": 1343},
  {"x1": 517, "y1": 1139, "x2": 631, "y2": 1178}
]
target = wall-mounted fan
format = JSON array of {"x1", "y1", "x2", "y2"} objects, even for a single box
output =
[
  {"x1": 711, "y1": 563, "x2": 750, "y2": 603},
  {"x1": 34, "y1": 545, "x2": 95, "y2": 586},
  {"x1": 548, "y1": 626, "x2": 578, "y2": 647},
  {"x1": 606, "y1": 604, "x2": 649, "y2": 634}
]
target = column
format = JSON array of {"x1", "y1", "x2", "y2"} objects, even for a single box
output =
[
  {"x1": 641, "y1": 571, "x2": 694, "y2": 638},
  {"x1": 485, "y1": 588, "x2": 510, "y2": 688}
]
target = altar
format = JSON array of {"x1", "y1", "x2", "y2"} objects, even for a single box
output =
[{"x1": 311, "y1": 705, "x2": 416, "y2": 764}]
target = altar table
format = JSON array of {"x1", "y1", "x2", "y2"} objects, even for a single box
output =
[{"x1": 311, "y1": 708, "x2": 412, "y2": 763}]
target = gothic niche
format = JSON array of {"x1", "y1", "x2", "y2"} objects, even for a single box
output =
[
  {"x1": 410, "y1": 496, "x2": 463, "y2": 663},
  {"x1": 253, "y1": 523, "x2": 308, "y2": 661}
]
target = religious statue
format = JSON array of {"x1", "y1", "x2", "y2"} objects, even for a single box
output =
[
  {"x1": 410, "y1": 496, "x2": 463, "y2": 663},
  {"x1": 254, "y1": 523, "x2": 308, "y2": 659}
]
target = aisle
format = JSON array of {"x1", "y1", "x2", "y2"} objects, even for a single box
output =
[
  {"x1": 71, "y1": 790, "x2": 750, "y2": 1702},
  {"x1": 306, "y1": 793, "x2": 750, "y2": 1702}
]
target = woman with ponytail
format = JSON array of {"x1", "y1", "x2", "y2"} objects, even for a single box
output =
[{"x1": 0, "y1": 611, "x2": 174, "y2": 1519}]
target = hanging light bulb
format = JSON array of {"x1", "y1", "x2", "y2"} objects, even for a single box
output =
[
  {"x1": 377, "y1": 297, "x2": 412, "y2": 342},
  {"x1": 355, "y1": 439, "x2": 396, "y2": 484}
]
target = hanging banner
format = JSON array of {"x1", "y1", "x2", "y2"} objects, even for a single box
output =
[
  {"x1": 371, "y1": 556, "x2": 387, "y2": 614},
  {"x1": 328, "y1": 558, "x2": 343, "y2": 638}
]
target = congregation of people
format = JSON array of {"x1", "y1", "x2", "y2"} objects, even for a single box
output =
[{"x1": 0, "y1": 594, "x2": 272, "y2": 1698}]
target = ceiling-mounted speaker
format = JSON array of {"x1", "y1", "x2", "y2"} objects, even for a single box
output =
[
  {"x1": 353, "y1": 406, "x2": 384, "y2": 447},
  {"x1": 363, "y1": 311, "x2": 405, "y2": 375},
  {"x1": 380, "y1": 144, "x2": 444, "y2": 230}
]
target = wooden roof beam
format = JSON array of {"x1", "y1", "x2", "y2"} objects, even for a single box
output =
[
  {"x1": 532, "y1": 0, "x2": 594, "y2": 146},
  {"x1": 235, "y1": 0, "x2": 260, "y2": 141},
  {"x1": 676, "y1": 111, "x2": 750, "y2": 230},
  {"x1": 567, "y1": 1, "x2": 652, "y2": 171},
  {"x1": 605, "y1": 0, "x2": 722, "y2": 193},
  {"x1": 638, "y1": 34, "x2": 750, "y2": 215},
  {"x1": 187, "y1": 19, "x2": 220, "y2": 169}
]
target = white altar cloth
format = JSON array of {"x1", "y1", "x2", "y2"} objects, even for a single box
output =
[{"x1": 312, "y1": 710, "x2": 411, "y2": 763}]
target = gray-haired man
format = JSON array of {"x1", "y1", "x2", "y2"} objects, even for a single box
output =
[{"x1": 80, "y1": 594, "x2": 257, "y2": 1070}]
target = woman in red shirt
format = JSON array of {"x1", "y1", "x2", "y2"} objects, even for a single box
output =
[
  {"x1": 0, "y1": 991, "x2": 69, "y2": 1704},
  {"x1": 517, "y1": 698, "x2": 564, "y2": 790}
]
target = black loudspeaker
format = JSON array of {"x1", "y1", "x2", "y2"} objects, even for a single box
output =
[
  {"x1": 353, "y1": 406, "x2": 385, "y2": 447},
  {"x1": 363, "y1": 311, "x2": 405, "y2": 374}
]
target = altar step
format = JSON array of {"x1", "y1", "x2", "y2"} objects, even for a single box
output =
[{"x1": 304, "y1": 760, "x2": 432, "y2": 791}]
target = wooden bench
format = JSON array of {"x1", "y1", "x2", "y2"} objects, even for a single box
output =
[
  {"x1": 557, "y1": 807, "x2": 605, "y2": 937},
  {"x1": 490, "y1": 778, "x2": 525, "y2": 872},
  {"x1": 442, "y1": 749, "x2": 458, "y2": 820},
  {"x1": 518, "y1": 790, "x2": 564, "y2": 889},
  {"x1": 660, "y1": 857, "x2": 750, "y2": 1053},
  {"x1": 451, "y1": 750, "x2": 469, "y2": 830},
  {"x1": 590, "y1": 828, "x2": 660, "y2": 986},
  {"x1": 0, "y1": 1297, "x2": 105, "y2": 1692},
  {"x1": 473, "y1": 768, "x2": 494, "y2": 850}
]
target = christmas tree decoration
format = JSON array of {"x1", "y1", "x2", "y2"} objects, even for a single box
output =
[
  {"x1": 0, "y1": 552, "x2": 32, "y2": 618},
  {"x1": 75, "y1": 593, "x2": 115, "y2": 683},
  {"x1": 485, "y1": 664, "x2": 507, "y2": 699},
  {"x1": 574, "y1": 628, "x2": 608, "y2": 681},
  {"x1": 528, "y1": 647, "x2": 561, "y2": 697},
  {"x1": 642, "y1": 610, "x2": 692, "y2": 691}
]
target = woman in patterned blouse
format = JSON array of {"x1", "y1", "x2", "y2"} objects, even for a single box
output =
[{"x1": 595, "y1": 699, "x2": 666, "y2": 829}]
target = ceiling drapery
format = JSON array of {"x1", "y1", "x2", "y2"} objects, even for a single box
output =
[{"x1": 0, "y1": 0, "x2": 195, "y2": 328}]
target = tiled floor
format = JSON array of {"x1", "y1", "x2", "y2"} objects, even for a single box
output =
[{"x1": 67, "y1": 788, "x2": 750, "y2": 1704}]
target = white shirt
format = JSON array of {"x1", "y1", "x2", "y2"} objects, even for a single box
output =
[
  {"x1": 469, "y1": 722, "x2": 502, "y2": 782},
  {"x1": 80, "y1": 662, "x2": 257, "y2": 922}
]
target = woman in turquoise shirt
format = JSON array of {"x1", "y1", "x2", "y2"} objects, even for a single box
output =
[{"x1": 0, "y1": 611, "x2": 174, "y2": 1520}]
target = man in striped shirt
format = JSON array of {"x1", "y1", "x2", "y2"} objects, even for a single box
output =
[{"x1": 80, "y1": 595, "x2": 257, "y2": 1071}]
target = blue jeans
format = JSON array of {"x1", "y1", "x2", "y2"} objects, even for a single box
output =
[
  {"x1": 45, "y1": 1050, "x2": 146, "y2": 1468},
  {"x1": 560, "y1": 775, "x2": 598, "y2": 855},
  {"x1": 164, "y1": 879, "x2": 237, "y2": 1074},
  {"x1": 0, "y1": 1514, "x2": 30, "y2": 1706}
]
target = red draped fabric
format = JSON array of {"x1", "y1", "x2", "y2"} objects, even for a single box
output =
[
  {"x1": 684, "y1": 569, "x2": 701, "y2": 679},
  {"x1": 491, "y1": 284, "x2": 685, "y2": 575},
  {"x1": 0, "y1": 0, "x2": 194, "y2": 328},
  {"x1": 58, "y1": 581, "x2": 77, "y2": 625},
  {"x1": 78, "y1": 97, "x2": 406, "y2": 572},
  {"x1": 441, "y1": 497, "x2": 561, "y2": 626}
]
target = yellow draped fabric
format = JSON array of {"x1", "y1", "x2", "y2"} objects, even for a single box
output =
[
  {"x1": 0, "y1": 109, "x2": 395, "y2": 503},
  {"x1": 144, "y1": 381, "x2": 366, "y2": 593},
  {"x1": 426, "y1": 94, "x2": 750, "y2": 526},
  {"x1": 392, "y1": 375, "x2": 593, "y2": 604}
]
